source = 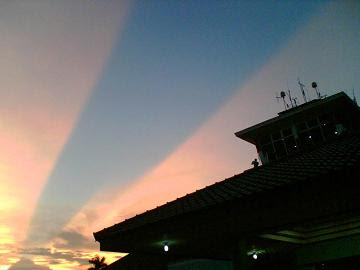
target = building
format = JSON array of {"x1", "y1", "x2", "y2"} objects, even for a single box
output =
[{"x1": 94, "y1": 91, "x2": 360, "y2": 269}]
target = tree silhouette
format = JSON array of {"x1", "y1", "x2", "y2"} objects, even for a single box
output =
[{"x1": 88, "y1": 255, "x2": 108, "y2": 270}]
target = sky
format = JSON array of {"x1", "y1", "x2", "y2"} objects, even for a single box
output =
[{"x1": 0, "y1": 0, "x2": 359, "y2": 269}]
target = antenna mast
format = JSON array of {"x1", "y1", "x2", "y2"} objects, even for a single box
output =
[
  {"x1": 286, "y1": 81, "x2": 293, "y2": 108},
  {"x1": 286, "y1": 82, "x2": 298, "y2": 108},
  {"x1": 276, "y1": 91, "x2": 288, "y2": 110},
  {"x1": 311, "y1": 82, "x2": 321, "y2": 99},
  {"x1": 297, "y1": 78, "x2": 307, "y2": 103}
]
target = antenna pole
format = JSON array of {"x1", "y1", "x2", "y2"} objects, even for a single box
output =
[
  {"x1": 288, "y1": 89, "x2": 294, "y2": 108},
  {"x1": 293, "y1": 97, "x2": 298, "y2": 106},
  {"x1": 297, "y1": 78, "x2": 307, "y2": 103},
  {"x1": 275, "y1": 91, "x2": 289, "y2": 110},
  {"x1": 281, "y1": 91, "x2": 287, "y2": 110},
  {"x1": 286, "y1": 81, "x2": 294, "y2": 108},
  {"x1": 312, "y1": 82, "x2": 321, "y2": 99},
  {"x1": 283, "y1": 97, "x2": 287, "y2": 109}
]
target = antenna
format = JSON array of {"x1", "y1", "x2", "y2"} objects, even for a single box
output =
[
  {"x1": 285, "y1": 81, "x2": 298, "y2": 108},
  {"x1": 287, "y1": 87, "x2": 299, "y2": 108},
  {"x1": 276, "y1": 91, "x2": 288, "y2": 110},
  {"x1": 286, "y1": 81, "x2": 294, "y2": 108},
  {"x1": 297, "y1": 78, "x2": 307, "y2": 103},
  {"x1": 311, "y1": 81, "x2": 321, "y2": 99},
  {"x1": 353, "y1": 88, "x2": 358, "y2": 105},
  {"x1": 293, "y1": 96, "x2": 298, "y2": 106}
]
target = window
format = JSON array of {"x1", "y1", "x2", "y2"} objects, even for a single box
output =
[
  {"x1": 261, "y1": 143, "x2": 276, "y2": 162},
  {"x1": 282, "y1": 127, "x2": 292, "y2": 137},
  {"x1": 296, "y1": 122, "x2": 307, "y2": 132},
  {"x1": 274, "y1": 140, "x2": 286, "y2": 158},
  {"x1": 309, "y1": 127, "x2": 323, "y2": 144},
  {"x1": 308, "y1": 118, "x2": 318, "y2": 128},
  {"x1": 322, "y1": 123, "x2": 336, "y2": 140},
  {"x1": 259, "y1": 135, "x2": 271, "y2": 146},
  {"x1": 272, "y1": 131, "x2": 281, "y2": 141},
  {"x1": 298, "y1": 130, "x2": 314, "y2": 151},
  {"x1": 285, "y1": 136, "x2": 297, "y2": 155}
]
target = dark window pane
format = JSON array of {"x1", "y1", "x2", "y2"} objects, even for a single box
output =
[
  {"x1": 296, "y1": 122, "x2": 307, "y2": 131},
  {"x1": 308, "y1": 118, "x2": 318, "y2": 128},
  {"x1": 272, "y1": 131, "x2": 281, "y2": 141},
  {"x1": 285, "y1": 136, "x2": 297, "y2": 155},
  {"x1": 259, "y1": 135, "x2": 271, "y2": 146},
  {"x1": 297, "y1": 131, "x2": 314, "y2": 151},
  {"x1": 261, "y1": 143, "x2": 275, "y2": 162},
  {"x1": 282, "y1": 127, "x2": 292, "y2": 137},
  {"x1": 320, "y1": 113, "x2": 332, "y2": 124},
  {"x1": 309, "y1": 127, "x2": 323, "y2": 144},
  {"x1": 274, "y1": 140, "x2": 286, "y2": 158},
  {"x1": 322, "y1": 123, "x2": 337, "y2": 140}
]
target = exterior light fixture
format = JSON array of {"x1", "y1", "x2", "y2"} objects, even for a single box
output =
[
  {"x1": 164, "y1": 243, "x2": 169, "y2": 252},
  {"x1": 247, "y1": 248, "x2": 264, "y2": 260},
  {"x1": 335, "y1": 131, "x2": 338, "y2": 135},
  {"x1": 308, "y1": 135, "x2": 312, "y2": 139}
]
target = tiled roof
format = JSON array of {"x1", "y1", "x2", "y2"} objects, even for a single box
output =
[{"x1": 94, "y1": 134, "x2": 360, "y2": 240}]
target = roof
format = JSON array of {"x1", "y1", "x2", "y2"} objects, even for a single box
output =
[
  {"x1": 94, "y1": 134, "x2": 360, "y2": 242},
  {"x1": 235, "y1": 92, "x2": 360, "y2": 144}
]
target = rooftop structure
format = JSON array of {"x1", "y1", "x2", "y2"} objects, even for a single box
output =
[
  {"x1": 94, "y1": 91, "x2": 360, "y2": 270},
  {"x1": 236, "y1": 92, "x2": 360, "y2": 164}
]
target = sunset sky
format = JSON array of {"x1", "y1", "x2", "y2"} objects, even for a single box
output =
[{"x1": 0, "y1": 1, "x2": 359, "y2": 269}]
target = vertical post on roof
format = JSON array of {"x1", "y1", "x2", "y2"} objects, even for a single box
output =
[
  {"x1": 232, "y1": 239, "x2": 249, "y2": 270},
  {"x1": 297, "y1": 78, "x2": 307, "y2": 103}
]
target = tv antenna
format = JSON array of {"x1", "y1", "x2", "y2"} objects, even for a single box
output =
[
  {"x1": 276, "y1": 91, "x2": 288, "y2": 110},
  {"x1": 286, "y1": 82, "x2": 298, "y2": 108},
  {"x1": 297, "y1": 78, "x2": 307, "y2": 103},
  {"x1": 292, "y1": 95, "x2": 298, "y2": 106},
  {"x1": 311, "y1": 81, "x2": 327, "y2": 99},
  {"x1": 311, "y1": 82, "x2": 321, "y2": 99}
]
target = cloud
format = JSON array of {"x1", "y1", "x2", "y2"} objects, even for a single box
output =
[
  {"x1": 54, "y1": 230, "x2": 95, "y2": 249},
  {"x1": 19, "y1": 247, "x2": 51, "y2": 256},
  {"x1": 18, "y1": 247, "x2": 89, "y2": 266},
  {"x1": 8, "y1": 258, "x2": 51, "y2": 270}
]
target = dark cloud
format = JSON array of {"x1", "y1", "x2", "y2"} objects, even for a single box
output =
[
  {"x1": 19, "y1": 247, "x2": 51, "y2": 256},
  {"x1": 18, "y1": 247, "x2": 89, "y2": 267},
  {"x1": 54, "y1": 229, "x2": 95, "y2": 249},
  {"x1": 8, "y1": 258, "x2": 51, "y2": 270}
]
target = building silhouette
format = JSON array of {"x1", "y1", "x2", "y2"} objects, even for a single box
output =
[{"x1": 94, "y1": 91, "x2": 360, "y2": 270}]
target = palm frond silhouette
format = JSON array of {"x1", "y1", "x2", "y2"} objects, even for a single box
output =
[{"x1": 88, "y1": 255, "x2": 107, "y2": 270}]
